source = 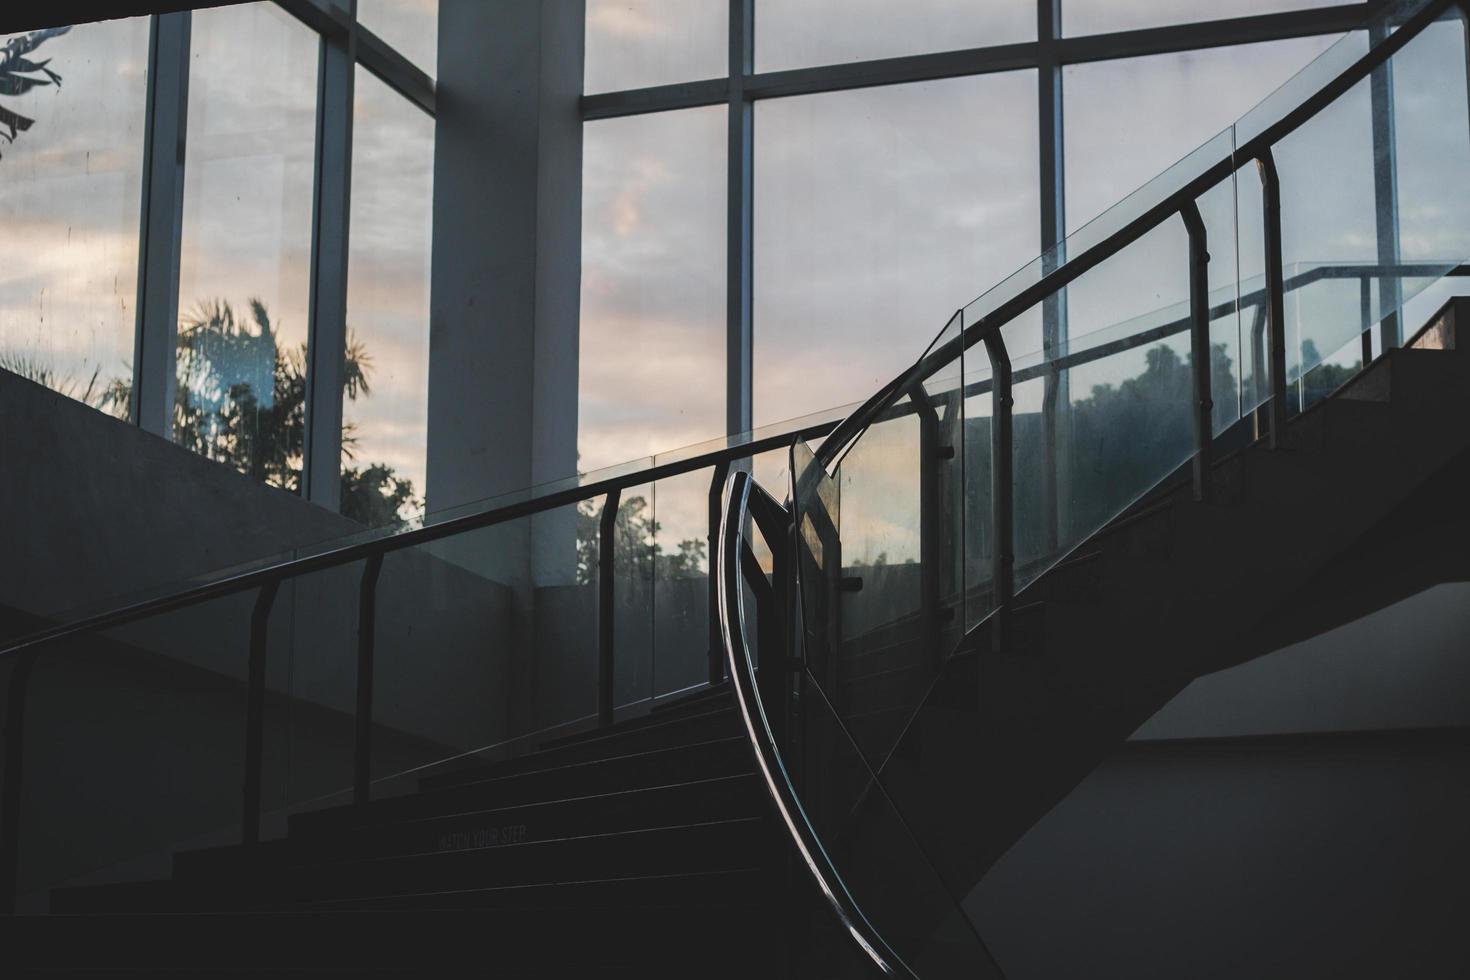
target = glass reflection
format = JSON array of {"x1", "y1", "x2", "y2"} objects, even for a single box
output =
[
  {"x1": 0, "y1": 19, "x2": 148, "y2": 419},
  {"x1": 579, "y1": 107, "x2": 725, "y2": 472},
  {"x1": 342, "y1": 66, "x2": 435, "y2": 527},
  {"x1": 175, "y1": 2, "x2": 319, "y2": 490}
]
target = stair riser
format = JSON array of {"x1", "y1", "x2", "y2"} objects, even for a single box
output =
[
  {"x1": 180, "y1": 776, "x2": 767, "y2": 875},
  {"x1": 418, "y1": 709, "x2": 742, "y2": 789},
  {"x1": 290, "y1": 737, "x2": 755, "y2": 838}
]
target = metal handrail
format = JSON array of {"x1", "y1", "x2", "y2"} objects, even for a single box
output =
[
  {"x1": 0, "y1": 417, "x2": 841, "y2": 662},
  {"x1": 815, "y1": 0, "x2": 1457, "y2": 475},
  {"x1": 717, "y1": 468, "x2": 914, "y2": 978}
]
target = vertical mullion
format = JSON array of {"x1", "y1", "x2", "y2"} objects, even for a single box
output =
[
  {"x1": 1369, "y1": 20, "x2": 1402, "y2": 350},
  {"x1": 133, "y1": 11, "x2": 191, "y2": 437},
  {"x1": 727, "y1": 0, "x2": 754, "y2": 439},
  {"x1": 1038, "y1": 0, "x2": 1067, "y2": 556},
  {"x1": 304, "y1": 11, "x2": 356, "y2": 509}
]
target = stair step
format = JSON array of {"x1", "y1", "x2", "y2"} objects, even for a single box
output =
[
  {"x1": 181, "y1": 774, "x2": 767, "y2": 875},
  {"x1": 1, "y1": 906, "x2": 781, "y2": 976},
  {"x1": 418, "y1": 706, "x2": 742, "y2": 791},
  {"x1": 306, "y1": 866, "x2": 770, "y2": 913},
  {"x1": 291, "y1": 735, "x2": 756, "y2": 838},
  {"x1": 171, "y1": 817, "x2": 777, "y2": 909}
]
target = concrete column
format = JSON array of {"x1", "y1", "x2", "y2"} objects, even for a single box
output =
[{"x1": 426, "y1": 0, "x2": 584, "y2": 518}]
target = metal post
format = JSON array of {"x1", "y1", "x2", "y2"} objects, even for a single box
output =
[
  {"x1": 983, "y1": 329, "x2": 1014, "y2": 655},
  {"x1": 242, "y1": 579, "x2": 280, "y2": 846},
  {"x1": 726, "y1": 0, "x2": 754, "y2": 439},
  {"x1": 1, "y1": 651, "x2": 38, "y2": 914},
  {"x1": 1250, "y1": 300, "x2": 1268, "y2": 440},
  {"x1": 1256, "y1": 151, "x2": 1290, "y2": 449},
  {"x1": 132, "y1": 12, "x2": 191, "y2": 437},
  {"x1": 353, "y1": 553, "x2": 383, "y2": 806},
  {"x1": 1360, "y1": 275, "x2": 1375, "y2": 367},
  {"x1": 707, "y1": 461, "x2": 731, "y2": 685},
  {"x1": 1181, "y1": 201, "x2": 1214, "y2": 502},
  {"x1": 1038, "y1": 0, "x2": 1067, "y2": 559},
  {"x1": 909, "y1": 383, "x2": 943, "y2": 670},
  {"x1": 1369, "y1": 19, "x2": 1403, "y2": 351},
  {"x1": 598, "y1": 488, "x2": 621, "y2": 727}
]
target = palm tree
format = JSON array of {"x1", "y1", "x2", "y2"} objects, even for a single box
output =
[{"x1": 0, "y1": 26, "x2": 70, "y2": 158}]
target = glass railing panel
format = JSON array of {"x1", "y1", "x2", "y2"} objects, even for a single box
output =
[
  {"x1": 1198, "y1": 174, "x2": 1249, "y2": 436},
  {"x1": 1392, "y1": 14, "x2": 1470, "y2": 333},
  {"x1": 649, "y1": 466, "x2": 713, "y2": 699},
  {"x1": 357, "y1": 501, "x2": 599, "y2": 797},
  {"x1": 1234, "y1": 27, "x2": 1372, "y2": 148},
  {"x1": 766, "y1": 458, "x2": 1000, "y2": 977},
  {"x1": 830, "y1": 397, "x2": 924, "y2": 763},
  {"x1": 8, "y1": 592, "x2": 255, "y2": 913},
  {"x1": 611, "y1": 482, "x2": 656, "y2": 712},
  {"x1": 1009, "y1": 189, "x2": 1234, "y2": 591},
  {"x1": 262, "y1": 558, "x2": 367, "y2": 833}
]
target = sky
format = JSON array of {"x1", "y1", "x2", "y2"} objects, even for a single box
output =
[
  {"x1": 5, "y1": 0, "x2": 1470, "y2": 554},
  {"x1": 576, "y1": 1, "x2": 1470, "y2": 565}
]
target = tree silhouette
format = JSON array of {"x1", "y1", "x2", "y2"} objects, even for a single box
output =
[
  {"x1": 98, "y1": 298, "x2": 420, "y2": 528},
  {"x1": 0, "y1": 26, "x2": 70, "y2": 159},
  {"x1": 574, "y1": 493, "x2": 708, "y2": 587}
]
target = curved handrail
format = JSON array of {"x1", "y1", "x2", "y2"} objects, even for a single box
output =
[
  {"x1": 717, "y1": 468, "x2": 914, "y2": 978},
  {"x1": 814, "y1": 0, "x2": 1455, "y2": 473}
]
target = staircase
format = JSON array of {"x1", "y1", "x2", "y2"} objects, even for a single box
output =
[
  {"x1": 3, "y1": 685, "x2": 804, "y2": 977},
  {"x1": 5, "y1": 1, "x2": 1470, "y2": 976},
  {"x1": 847, "y1": 313, "x2": 1470, "y2": 917}
]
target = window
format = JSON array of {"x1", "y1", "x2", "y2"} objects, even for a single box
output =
[
  {"x1": 0, "y1": 18, "x2": 150, "y2": 419},
  {"x1": 754, "y1": 72, "x2": 1040, "y2": 427},
  {"x1": 584, "y1": 0, "x2": 726, "y2": 94},
  {"x1": 579, "y1": 106, "x2": 726, "y2": 472},
  {"x1": 341, "y1": 66, "x2": 436, "y2": 526},
  {"x1": 1063, "y1": 0, "x2": 1346, "y2": 37},
  {"x1": 174, "y1": 2, "x2": 319, "y2": 489},
  {"x1": 756, "y1": 0, "x2": 1033, "y2": 73}
]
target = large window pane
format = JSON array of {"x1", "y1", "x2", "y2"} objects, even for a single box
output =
[
  {"x1": 584, "y1": 0, "x2": 726, "y2": 94},
  {"x1": 357, "y1": 0, "x2": 438, "y2": 77},
  {"x1": 754, "y1": 72, "x2": 1039, "y2": 427},
  {"x1": 342, "y1": 67, "x2": 435, "y2": 527},
  {"x1": 1064, "y1": 0, "x2": 1345, "y2": 37},
  {"x1": 175, "y1": 2, "x2": 318, "y2": 490},
  {"x1": 1064, "y1": 36, "x2": 1339, "y2": 235},
  {"x1": 756, "y1": 0, "x2": 1034, "y2": 74},
  {"x1": 0, "y1": 19, "x2": 148, "y2": 419},
  {"x1": 579, "y1": 107, "x2": 725, "y2": 471}
]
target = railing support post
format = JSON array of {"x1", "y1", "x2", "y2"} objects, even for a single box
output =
[
  {"x1": 598, "y1": 488, "x2": 621, "y2": 728},
  {"x1": 707, "y1": 461, "x2": 731, "y2": 686},
  {"x1": 1369, "y1": 18, "x2": 1403, "y2": 352},
  {"x1": 1360, "y1": 275, "x2": 1375, "y2": 367},
  {"x1": 909, "y1": 382, "x2": 943, "y2": 670},
  {"x1": 1, "y1": 650, "x2": 38, "y2": 914},
  {"x1": 983, "y1": 329, "x2": 1014, "y2": 654},
  {"x1": 1257, "y1": 151, "x2": 1290, "y2": 449},
  {"x1": 1181, "y1": 201, "x2": 1214, "y2": 503},
  {"x1": 354, "y1": 554, "x2": 384, "y2": 807},
  {"x1": 243, "y1": 579, "x2": 280, "y2": 846}
]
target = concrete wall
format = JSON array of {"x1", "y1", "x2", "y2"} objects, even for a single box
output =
[{"x1": 966, "y1": 583, "x2": 1470, "y2": 978}]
